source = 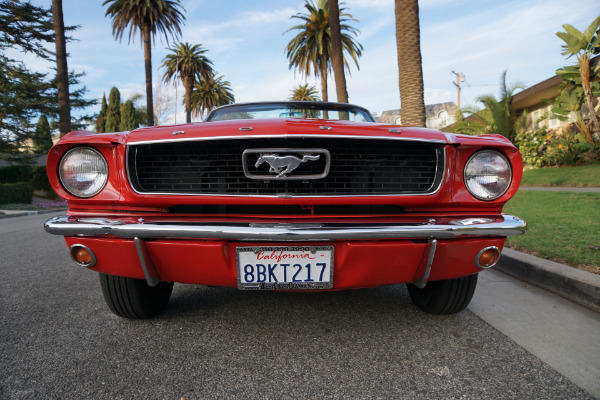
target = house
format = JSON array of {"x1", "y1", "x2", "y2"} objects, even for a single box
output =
[
  {"x1": 378, "y1": 102, "x2": 459, "y2": 130},
  {"x1": 510, "y1": 75, "x2": 565, "y2": 132}
]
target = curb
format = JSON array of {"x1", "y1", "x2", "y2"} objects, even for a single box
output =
[
  {"x1": 496, "y1": 248, "x2": 600, "y2": 312},
  {"x1": 0, "y1": 208, "x2": 67, "y2": 220}
]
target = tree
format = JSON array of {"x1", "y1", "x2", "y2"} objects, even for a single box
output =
[
  {"x1": 120, "y1": 99, "x2": 139, "y2": 131},
  {"x1": 161, "y1": 42, "x2": 214, "y2": 123},
  {"x1": 328, "y1": 0, "x2": 348, "y2": 104},
  {"x1": 153, "y1": 80, "x2": 175, "y2": 126},
  {"x1": 285, "y1": 0, "x2": 362, "y2": 103},
  {"x1": 450, "y1": 71, "x2": 526, "y2": 142},
  {"x1": 556, "y1": 16, "x2": 600, "y2": 141},
  {"x1": 190, "y1": 74, "x2": 235, "y2": 119},
  {"x1": 95, "y1": 94, "x2": 108, "y2": 133},
  {"x1": 0, "y1": 1, "x2": 93, "y2": 161},
  {"x1": 289, "y1": 83, "x2": 320, "y2": 101},
  {"x1": 51, "y1": 0, "x2": 71, "y2": 136},
  {"x1": 104, "y1": 0, "x2": 185, "y2": 127},
  {"x1": 104, "y1": 87, "x2": 121, "y2": 132},
  {"x1": 394, "y1": 0, "x2": 426, "y2": 127},
  {"x1": 34, "y1": 115, "x2": 53, "y2": 154}
]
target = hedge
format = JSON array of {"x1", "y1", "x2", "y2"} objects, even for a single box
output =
[
  {"x1": 0, "y1": 182, "x2": 33, "y2": 204},
  {"x1": 31, "y1": 166, "x2": 52, "y2": 192},
  {"x1": 0, "y1": 165, "x2": 32, "y2": 184}
]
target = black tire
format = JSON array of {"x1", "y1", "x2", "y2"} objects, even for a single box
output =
[
  {"x1": 99, "y1": 273, "x2": 173, "y2": 319},
  {"x1": 407, "y1": 274, "x2": 478, "y2": 314}
]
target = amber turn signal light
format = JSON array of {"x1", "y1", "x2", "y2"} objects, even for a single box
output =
[
  {"x1": 70, "y1": 245, "x2": 97, "y2": 267},
  {"x1": 474, "y1": 246, "x2": 500, "y2": 269}
]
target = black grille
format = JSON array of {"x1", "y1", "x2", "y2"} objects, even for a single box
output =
[{"x1": 127, "y1": 137, "x2": 444, "y2": 196}]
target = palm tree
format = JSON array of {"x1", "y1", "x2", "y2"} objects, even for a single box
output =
[
  {"x1": 451, "y1": 71, "x2": 526, "y2": 142},
  {"x1": 162, "y1": 42, "x2": 214, "y2": 123},
  {"x1": 285, "y1": 0, "x2": 362, "y2": 103},
  {"x1": 104, "y1": 0, "x2": 185, "y2": 127},
  {"x1": 289, "y1": 83, "x2": 320, "y2": 101},
  {"x1": 556, "y1": 16, "x2": 600, "y2": 141},
  {"x1": 328, "y1": 0, "x2": 347, "y2": 103},
  {"x1": 394, "y1": 0, "x2": 426, "y2": 127},
  {"x1": 52, "y1": 0, "x2": 71, "y2": 136},
  {"x1": 190, "y1": 74, "x2": 235, "y2": 120}
]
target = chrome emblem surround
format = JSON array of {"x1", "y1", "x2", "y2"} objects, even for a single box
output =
[{"x1": 243, "y1": 148, "x2": 330, "y2": 180}]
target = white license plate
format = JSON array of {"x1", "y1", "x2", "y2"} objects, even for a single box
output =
[{"x1": 236, "y1": 246, "x2": 334, "y2": 290}]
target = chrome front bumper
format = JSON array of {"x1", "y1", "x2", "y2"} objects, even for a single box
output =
[{"x1": 45, "y1": 215, "x2": 527, "y2": 241}]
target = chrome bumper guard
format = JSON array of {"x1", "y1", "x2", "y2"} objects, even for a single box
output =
[{"x1": 45, "y1": 215, "x2": 527, "y2": 241}]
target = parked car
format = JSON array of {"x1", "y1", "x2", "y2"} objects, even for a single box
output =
[{"x1": 44, "y1": 101, "x2": 526, "y2": 318}]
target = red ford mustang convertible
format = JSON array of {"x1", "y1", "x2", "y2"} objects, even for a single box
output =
[{"x1": 45, "y1": 101, "x2": 526, "y2": 318}]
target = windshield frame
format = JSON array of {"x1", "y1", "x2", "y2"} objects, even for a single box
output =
[{"x1": 205, "y1": 101, "x2": 376, "y2": 123}]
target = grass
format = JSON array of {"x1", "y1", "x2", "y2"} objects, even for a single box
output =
[
  {"x1": 504, "y1": 191, "x2": 600, "y2": 273},
  {"x1": 521, "y1": 163, "x2": 600, "y2": 187}
]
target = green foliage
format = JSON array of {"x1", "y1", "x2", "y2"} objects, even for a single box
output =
[
  {"x1": 285, "y1": 0, "x2": 362, "y2": 100},
  {"x1": 556, "y1": 16, "x2": 600, "y2": 58},
  {"x1": 190, "y1": 74, "x2": 234, "y2": 119},
  {"x1": 31, "y1": 165, "x2": 52, "y2": 192},
  {"x1": 33, "y1": 115, "x2": 53, "y2": 154},
  {"x1": 0, "y1": 165, "x2": 33, "y2": 184},
  {"x1": 95, "y1": 94, "x2": 108, "y2": 133},
  {"x1": 120, "y1": 99, "x2": 139, "y2": 131},
  {"x1": 0, "y1": 182, "x2": 33, "y2": 204},
  {"x1": 105, "y1": 87, "x2": 121, "y2": 132},
  {"x1": 0, "y1": 1, "x2": 93, "y2": 159},
  {"x1": 449, "y1": 71, "x2": 525, "y2": 141},
  {"x1": 289, "y1": 83, "x2": 320, "y2": 101},
  {"x1": 514, "y1": 127, "x2": 598, "y2": 167}
]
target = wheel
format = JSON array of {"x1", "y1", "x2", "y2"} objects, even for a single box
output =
[
  {"x1": 99, "y1": 273, "x2": 173, "y2": 319},
  {"x1": 407, "y1": 274, "x2": 478, "y2": 314}
]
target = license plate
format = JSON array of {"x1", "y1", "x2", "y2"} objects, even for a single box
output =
[{"x1": 236, "y1": 246, "x2": 334, "y2": 290}]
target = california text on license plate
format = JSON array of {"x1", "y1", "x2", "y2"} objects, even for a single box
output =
[{"x1": 236, "y1": 246, "x2": 334, "y2": 290}]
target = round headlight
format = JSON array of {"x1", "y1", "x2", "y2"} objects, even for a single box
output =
[
  {"x1": 59, "y1": 147, "x2": 108, "y2": 198},
  {"x1": 464, "y1": 150, "x2": 511, "y2": 200}
]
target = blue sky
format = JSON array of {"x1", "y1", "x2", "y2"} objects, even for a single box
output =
[{"x1": 22, "y1": 0, "x2": 600, "y2": 123}]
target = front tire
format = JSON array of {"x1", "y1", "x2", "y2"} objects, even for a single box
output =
[
  {"x1": 99, "y1": 273, "x2": 173, "y2": 319},
  {"x1": 407, "y1": 274, "x2": 478, "y2": 314}
]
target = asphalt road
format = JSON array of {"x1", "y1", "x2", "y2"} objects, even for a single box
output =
[{"x1": 0, "y1": 213, "x2": 595, "y2": 399}]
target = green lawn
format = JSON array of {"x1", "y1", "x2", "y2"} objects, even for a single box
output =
[
  {"x1": 504, "y1": 191, "x2": 600, "y2": 272},
  {"x1": 521, "y1": 164, "x2": 600, "y2": 187}
]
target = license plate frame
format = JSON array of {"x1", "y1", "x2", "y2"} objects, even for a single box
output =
[{"x1": 236, "y1": 246, "x2": 334, "y2": 290}]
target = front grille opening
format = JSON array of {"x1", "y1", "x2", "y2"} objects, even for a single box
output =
[
  {"x1": 168, "y1": 204, "x2": 406, "y2": 216},
  {"x1": 128, "y1": 137, "x2": 445, "y2": 196}
]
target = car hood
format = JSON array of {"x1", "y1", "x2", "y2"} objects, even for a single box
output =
[{"x1": 124, "y1": 118, "x2": 453, "y2": 144}]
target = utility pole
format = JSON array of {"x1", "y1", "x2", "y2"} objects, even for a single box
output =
[{"x1": 452, "y1": 71, "x2": 465, "y2": 110}]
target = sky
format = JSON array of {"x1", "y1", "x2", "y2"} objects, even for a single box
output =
[{"x1": 21, "y1": 0, "x2": 600, "y2": 124}]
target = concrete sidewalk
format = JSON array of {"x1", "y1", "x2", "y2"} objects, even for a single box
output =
[{"x1": 496, "y1": 248, "x2": 600, "y2": 312}]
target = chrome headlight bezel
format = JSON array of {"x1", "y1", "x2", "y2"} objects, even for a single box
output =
[
  {"x1": 58, "y1": 147, "x2": 108, "y2": 198},
  {"x1": 464, "y1": 150, "x2": 512, "y2": 201}
]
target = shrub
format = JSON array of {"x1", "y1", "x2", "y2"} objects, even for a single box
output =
[
  {"x1": 0, "y1": 165, "x2": 33, "y2": 184},
  {"x1": 514, "y1": 127, "x2": 599, "y2": 167},
  {"x1": 31, "y1": 166, "x2": 53, "y2": 192},
  {"x1": 0, "y1": 182, "x2": 33, "y2": 204}
]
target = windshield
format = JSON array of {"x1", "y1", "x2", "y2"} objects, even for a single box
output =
[{"x1": 206, "y1": 102, "x2": 375, "y2": 123}]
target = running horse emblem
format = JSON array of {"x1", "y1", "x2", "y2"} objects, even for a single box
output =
[{"x1": 255, "y1": 153, "x2": 320, "y2": 178}]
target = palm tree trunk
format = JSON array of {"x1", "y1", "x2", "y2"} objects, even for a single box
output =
[
  {"x1": 143, "y1": 23, "x2": 155, "y2": 126},
  {"x1": 394, "y1": 0, "x2": 426, "y2": 127},
  {"x1": 183, "y1": 75, "x2": 194, "y2": 123},
  {"x1": 320, "y1": 62, "x2": 329, "y2": 119},
  {"x1": 328, "y1": 0, "x2": 348, "y2": 105},
  {"x1": 52, "y1": 0, "x2": 71, "y2": 137}
]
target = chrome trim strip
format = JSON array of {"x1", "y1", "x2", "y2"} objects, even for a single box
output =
[
  {"x1": 412, "y1": 239, "x2": 437, "y2": 288},
  {"x1": 125, "y1": 140, "x2": 447, "y2": 198},
  {"x1": 134, "y1": 237, "x2": 161, "y2": 287},
  {"x1": 45, "y1": 215, "x2": 527, "y2": 241},
  {"x1": 126, "y1": 134, "x2": 448, "y2": 146}
]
